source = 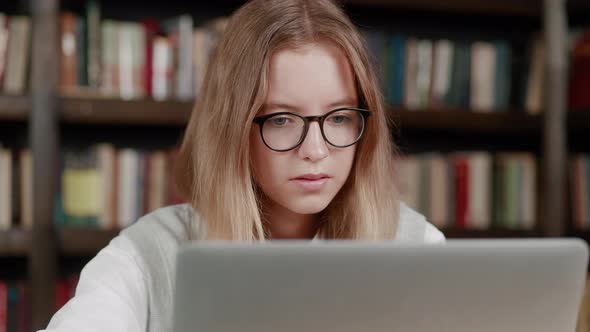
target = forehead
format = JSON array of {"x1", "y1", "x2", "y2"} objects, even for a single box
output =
[{"x1": 263, "y1": 42, "x2": 358, "y2": 114}]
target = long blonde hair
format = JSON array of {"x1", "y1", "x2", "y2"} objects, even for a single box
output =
[{"x1": 176, "y1": 0, "x2": 400, "y2": 241}]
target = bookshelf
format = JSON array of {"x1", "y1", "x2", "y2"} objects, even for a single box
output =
[
  {"x1": 0, "y1": 96, "x2": 29, "y2": 121},
  {"x1": 0, "y1": 229, "x2": 30, "y2": 257},
  {"x1": 391, "y1": 108, "x2": 542, "y2": 134},
  {"x1": 0, "y1": 0, "x2": 579, "y2": 329},
  {"x1": 58, "y1": 227, "x2": 120, "y2": 256},
  {"x1": 60, "y1": 98, "x2": 192, "y2": 126}
]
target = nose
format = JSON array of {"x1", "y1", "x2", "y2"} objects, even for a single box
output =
[{"x1": 297, "y1": 121, "x2": 329, "y2": 161}]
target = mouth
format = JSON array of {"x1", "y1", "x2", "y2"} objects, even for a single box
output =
[
  {"x1": 291, "y1": 174, "x2": 331, "y2": 191},
  {"x1": 292, "y1": 173, "x2": 331, "y2": 181}
]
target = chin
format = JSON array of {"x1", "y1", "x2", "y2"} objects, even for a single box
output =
[{"x1": 286, "y1": 197, "x2": 333, "y2": 215}]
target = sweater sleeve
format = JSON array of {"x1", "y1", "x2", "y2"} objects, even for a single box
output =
[{"x1": 38, "y1": 235, "x2": 148, "y2": 332}]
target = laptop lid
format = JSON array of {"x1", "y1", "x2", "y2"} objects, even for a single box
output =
[{"x1": 173, "y1": 239, "x2": 588, "y2": 332}]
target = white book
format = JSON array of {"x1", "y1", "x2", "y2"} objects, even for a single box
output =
[
  {"x1": 147, "y1": 151, "x2": 167, "y2": 213},
  {"x1": 118, "y1": 23, "x2": 135, "y2": 100},
  {"x1": 0, "y1": 14, "x2": 9, "y2": 87},
  {"x1": 519, "y1": 154, "x2": 537, "y2": 230},
  {"x1": 132, "y1": 23, "x2": 146, "y2": 99},
  {"x1": 19, "y1": 150, "x2": 32, "y2": 230},
  {"x1": 525, "y1": 38, "x2": 545, "y2": 114},
  {"x1": 192, "y1": 28, "x2": 212, "y2": 98},
  {"x1": 4, "y1": 16, "x2": 31, "y2": 95},
  {"x1": 470, "y1": 42, "x2": 496, "y2": 112},
  {"x1": 0, "y1": 148, "x2": 12, "y2": 230},
  {"x1": 468, "y1": 152, "x2": 492, "y2": 229},
  {"x1": 430, "y1": 39, "x2": 453, "y2": 107},
  {"x1": 429, "y1": 153, "x2": 448, "y2": 228},
  {"x1": 416, "y1": 40, "x2": 433, "y2": 109},
  {"x1": 152, "y1": 36, "x2": 172, "y2": 101},
  {"x1": 398, "y1": 156, "x2": 421, "y2": 211},
  {"x1": 176, "y1": 15, "x2": 193, "y2": 100},
  {"x1": 404, "y1": 38, "x2": 419, "y2": 110},
  {"x1": 118, "y1": 149, "x2": 139, "y2": 228},
  {"x1": 101, "y1": 20, "x2": 119, "y2": 96},
  {"x1": 97, "y1": 144, "x2": 115, "y2": 229}
]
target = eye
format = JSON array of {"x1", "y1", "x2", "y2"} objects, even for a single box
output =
[
  {"x1": 327, "y1": 112, "x2": 352, "y2": 124},
  {"x1": 269, "y1": 116, "x2": 292, "y2": 126}
]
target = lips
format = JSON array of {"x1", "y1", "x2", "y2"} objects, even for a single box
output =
[
  {"x1": 292, "y1": 173, "x2": 331, "y2": 180},
  {"x1": 291, "y1": 173, "x2": 331, "y2": 192}
]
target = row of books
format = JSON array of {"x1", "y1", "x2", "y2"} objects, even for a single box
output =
[
  {"x1": 0, "y1": 280, "x2": 30, "y2": 332},
  {"x1": 362, "y1": 32, "x2": 516, "y2": 113},
  {"x1": 0, "y1": 14, "x2": 30, "y2": 96},
  {"x1": 571, "y1": 155, "x2": 590, "y2": 230},
  {"x1": 56, "y1": 144, "x2": 186, "y2": 230},
  {"x1": 55, "y1": 275, "x2": 79, "y2": 313},
  {"x1": 570, "y1": 29, "x2": 590, "y2": 110},
  {"x1": 396, "y1": 152, "x2": 537, "y2": 230},
  {"x1": 59, "y1": 1, "x2": 227, "y2": 101},
  {"x1": 0, "y1": 146, "x2": 31, "y2": 231}
]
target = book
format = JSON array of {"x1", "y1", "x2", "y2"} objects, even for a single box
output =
[
  {"x1": 0, "y1": 14, "x2": 9, "y2": 91},
  {"x1": 468, "y1": 152, "x2": 492, "y2": 229},
  {"x1": 430, "y1": 39, "x2": 453, "y2": 108},
  {"x1": 60, "y1": 12, "x2": 78, "y2": 91},
  {"x1": 525, "y1": 37, "x2": 545, "y2": 114},
  {"x1": 0, "y1": 147, "x2": 12, "y2": 231},
  {"x1": 470, "y1": 41, "x2": 496, "y2": 112},
  {"x1": 19, "y1": 150, "x2": 32, "y2": 230},
  {"x1": 0, "y1": 281, "x2": 6, "y2": 332},
  {"x1": 3, "y1": 16, "x2": 31, "y2": 95}
]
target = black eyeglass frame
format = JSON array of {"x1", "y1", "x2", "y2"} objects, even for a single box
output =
[{"x1": 252, "y1": 107, "x2": 371, "y2": 152}]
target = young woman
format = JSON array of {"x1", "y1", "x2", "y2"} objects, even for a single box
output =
[{"x1": 41, "y1": 0, "x2": 444, "y2": 331}]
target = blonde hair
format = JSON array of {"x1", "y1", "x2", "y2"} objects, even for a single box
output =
[{"x1": 176, "y1": 0, "x2": 400, "y2": 241}]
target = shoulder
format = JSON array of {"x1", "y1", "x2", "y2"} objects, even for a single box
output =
[
  {"x1": 396, "y1": 201, "x2": 446, "y2": 244},
  {"x1": 120, "y1": 203, "x2": 199, "y2": 243},
  {"x1": 114, "y1": 204, "x2": 200, "y2": 269}
]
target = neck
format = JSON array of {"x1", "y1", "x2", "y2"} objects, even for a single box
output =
[{"x1": 264, "y1": 203, "x2": 319, "y2": 240}]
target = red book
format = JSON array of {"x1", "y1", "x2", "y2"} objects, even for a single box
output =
[
  {"x1": 167, "y1": 149, "x2": 186, "y2": 205},
  {"x1": 569, "y1": 31, "x2": 590, "y2": 110},
  {"x1": 455, "y1": 158, "x2": 470, "y2": 228},
  {"x1": 16, "y1": 281, "x2": 29, "y2": 332},
  {"x1": 54, "y1": 279, "x2": 69, "y2": 312},
  {"x1": 0, "y1": 282, "x2": 6, "y2": 332},
  {"x1": 142, "y1": 19, "x2": 160, "y2": 98}
]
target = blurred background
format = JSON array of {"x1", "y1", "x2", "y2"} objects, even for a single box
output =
[{"x1": 0, "y1": 0, "x2": 589, "y2": 330}]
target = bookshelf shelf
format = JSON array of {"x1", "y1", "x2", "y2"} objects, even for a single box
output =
[
  {"x1": 345, "y1": 0, "x2": 541, "y2": 16},
  {"x1": 60, "y1": 97, "x2": 192, "y2": 126},
  {"x1": 392, "y1": 108, "x2": 542, "y2": 134},
  {"x1": 0, "y1": 95, "x2": 29, "y2": 121},
  {"x1": 568, "y1": 111, "x2": 590, "y2": 132},
  {"x1": 58, "y1": 227, "x2": 120, "y2": 256},
  {"x1": 443, "y1": 228, "x2": 540, "y2": 238},
  {"x1": 0, "y1": 229, "x2": 31, "y2": 256}
]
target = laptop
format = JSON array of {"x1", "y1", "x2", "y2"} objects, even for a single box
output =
[{"x1": 173, "y1": 239, "x2": 589, "y2": 332}]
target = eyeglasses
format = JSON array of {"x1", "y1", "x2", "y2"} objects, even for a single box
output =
[{"x1": 253, "y1": 107, "x2": 370, "y2": 152}]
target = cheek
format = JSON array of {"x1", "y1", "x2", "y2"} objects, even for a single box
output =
[
  {"x1": 335, "y1": 146, "x2": 356, "y2": 180},
  {"x1": 251, "y1": 130, "x2": 282, "y2": 188}
]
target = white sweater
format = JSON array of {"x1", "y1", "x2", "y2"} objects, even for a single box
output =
[{"x1": 40, "y1": 202, "x2": 445, "y2": 332}]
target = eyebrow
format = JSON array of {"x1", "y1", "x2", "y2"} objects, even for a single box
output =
[{"x1": 263, "y1": 98, "x2": 358, "y2": 113}]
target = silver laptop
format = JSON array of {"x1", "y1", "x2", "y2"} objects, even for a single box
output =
[{"x1": 173, "y1": 239, "x2": 588, "y2": 332}]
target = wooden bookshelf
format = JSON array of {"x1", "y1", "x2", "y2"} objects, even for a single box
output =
[
  {"x1": 392, "y1": 108, "x2": 542, "y2": 134},
  {"x1": 57, "y1": 98, "x2": 545, "y2": 136},
  {"x1": 568, "y1": 111, "x2": 590, "y2": 132},
  {"x1": 60, "y1": 97, "x2": 192, "y2": 126},
  {"x1": 0, "y1": 229, "x2": 31, "y2": 256},
  {"x1": 58, "y1": 227, "x2": 120, "y2": 256},
  {"x1": 345, "y1": 0, "x2": 542, "y2": 16},
  {"x1": 443, "y1": 228, "x2": 540, "y2": 239},
  {"x1": 12, "y1": 0, "x2": 573, "y2": 329},
  {"x1": 0, "y1": 95, "x2": 29, "y2": 121}
]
